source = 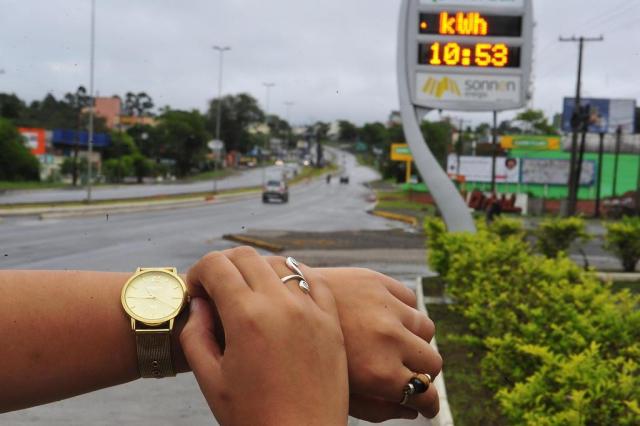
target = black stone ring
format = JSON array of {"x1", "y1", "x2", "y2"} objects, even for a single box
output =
[{"x1": 400, "y1": 373, "x2": 432, "y2": 405}]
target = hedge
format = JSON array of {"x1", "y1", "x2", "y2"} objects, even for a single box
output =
[{"x1": 425, "y1": 217, "x2": 640, "y2": 425}]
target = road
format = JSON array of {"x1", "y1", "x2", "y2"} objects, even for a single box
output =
[
  {"x1": 0, "y1": 164, "x2": 292, "y2": 205},
  {"x1": 0, "y1": 152, "x2": 429, "y2": 426}
]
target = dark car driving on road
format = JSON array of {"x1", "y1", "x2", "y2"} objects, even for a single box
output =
[{"x1": 262, "y1": 180, "x2": 289, "y2": 203}]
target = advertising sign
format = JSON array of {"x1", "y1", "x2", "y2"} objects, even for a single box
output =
[
  {"x1": 447, "y1": 154, "x2": 520, "y2": 183},
  {"x1": 501, "y1": 135, "x2": 561, "y2": 151},
  {"x1": 561, "y1": 98, "x2": 636, "y2": 134},
  {"x1": 391, "y1": 143, "x2": 414, "y2": 162},
  {"x1": 404, "y1": 0, "x2": 533, "y2": 111},
  {"x1": 521, "y1": 158, "x2": 595, "y2": 185},
  {"x1": 18, "y1": 128, "x2": 46, "y2": 155},
  {"x1": 416, "y1": 73, "x2": 521, "y2": 106}
]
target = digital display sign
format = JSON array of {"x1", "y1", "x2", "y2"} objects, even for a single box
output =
[
  {"x1": 419, "y1": 12, "x2": 522, "y2": 37},
  {"x1": 418, "y1": 42, "x2": 521, "y2": 68}
]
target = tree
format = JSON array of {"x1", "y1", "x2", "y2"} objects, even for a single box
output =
[
  {"x1": 338, "y1": 120, "x2": 358, "y2": 143},
  {"x1": 205, "y1": 94, "x2": 264, "y2": 153},
  {"x1": 0, "y1": 118, "x2": 40, "y2": 181},
  {"x1": 420, "y1": 120, "x2": 453, "y2": 169},
  {"x1": 0, "y1": 94, "x2": 27, "y2": 120},
  {"x1": 513, "y1": 109, "x2": 558, "y2": 135},
  {"x1": 123, "y1": 92, "x2": 155, "y2": 122},
  {"x1": 103, "y1": 131, "x2": 138, "y2": 160},
  {"x1": 155, "y1": 110, "x2": 210, "y2": 177},
  {"x1": 359, "y1": 122, "x2": 387, "y2": 148}
]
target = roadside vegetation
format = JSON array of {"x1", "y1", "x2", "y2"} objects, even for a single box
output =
[{"x1": 424, "y1": 216, "x2": 640, "y2": 425}]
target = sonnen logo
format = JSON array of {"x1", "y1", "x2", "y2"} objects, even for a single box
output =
[{"x1": 422, "y1": 77, "x2": 461, "y2": 98}]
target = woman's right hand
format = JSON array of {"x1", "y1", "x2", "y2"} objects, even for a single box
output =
[{"x1": 180, "y1": 247, "x2": 349, "y2": 426}]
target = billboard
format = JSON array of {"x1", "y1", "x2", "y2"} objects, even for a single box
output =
[
  {"x1": 447, "y1": 154, "x2": 520, "y2": 183},
  {"x1": 561, "y1": 98, "x2": 636, "y2": 134},
  {"x1": 521, "y1": 158, "x2": 596, "y2": 185},
  {"x1": 18, "y1": 128, "x2": 46, "y2": 155}
]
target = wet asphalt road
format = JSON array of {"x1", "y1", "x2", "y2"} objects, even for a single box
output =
[
  {"x1": 0, "y1": 151, "x2": 426, "y2": 426},
  {"x1": 0, "y1": 164, "x2": 291, "y2": 205}
]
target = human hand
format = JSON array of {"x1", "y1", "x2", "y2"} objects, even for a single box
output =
[
  {"x1": 264, "y1": 262, "x2": 442, "y2": 422},
  {"x1": 180, "y1": 248, "x2": 349, "y2": 426}
]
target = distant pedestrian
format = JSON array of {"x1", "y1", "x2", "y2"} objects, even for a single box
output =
[{"x1": 326, "y1": 174, "x2": 332, "y2": 184}]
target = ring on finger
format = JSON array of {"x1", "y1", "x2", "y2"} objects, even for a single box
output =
[
  {"x1": 400, "y1": 372, "x2": 432, "y2": 405},
  {"x1": 281, "y1": 258, "x2": 311, "y2": 295}
]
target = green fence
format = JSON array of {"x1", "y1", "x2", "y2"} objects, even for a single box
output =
[{"x1": 404, "y1": 150, "x2": 640, "y2": 200}]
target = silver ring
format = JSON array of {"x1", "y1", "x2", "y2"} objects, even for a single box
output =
[{"x1": 283, "y1": 257, "x2": 311, "y2": 294}]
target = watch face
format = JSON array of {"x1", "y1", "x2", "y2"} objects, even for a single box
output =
[{"x1": 122, "y1": 270, "x2": 186, "y2": 324}]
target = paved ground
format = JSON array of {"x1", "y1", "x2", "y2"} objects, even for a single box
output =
[{"x1": 0, "y1": 151, "x2": 433, "y2": 425}]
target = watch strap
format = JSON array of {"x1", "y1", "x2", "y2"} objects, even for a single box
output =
[{"x1": 135, "y1": 330, "x2": 175, "y2": 378}]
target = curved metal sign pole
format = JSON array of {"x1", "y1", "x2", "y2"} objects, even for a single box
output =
[{"x1": 397, "y1": 0, "x2": 475, "y2": 233}]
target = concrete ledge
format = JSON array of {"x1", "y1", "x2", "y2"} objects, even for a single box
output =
[
  {"x1": 416, "y1": 277, "x2": 455, "y2": 426},
  {"x1": 596, "y1": 272, "x2": 640, "y2": 282},
  {"x1": 222, "y1": 234, "x2": 285, "y2": 253},
  {"x1": 369, "y1": 210, "x2": 419, "y2": 227}
]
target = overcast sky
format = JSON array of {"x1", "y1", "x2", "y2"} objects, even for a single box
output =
[{"x1": 1, "y1": 0, "x2": 638, "y2": 126}]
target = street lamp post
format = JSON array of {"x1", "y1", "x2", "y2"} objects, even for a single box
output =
[
  {"x1": 212, "y1": 45, "x2": 231, "y2": 193},
  {"x1": 262, "y1": 82, "x2": 275, "y2": 184},
  {"x1": 284, "y1": 101, "x2": 294, "y2": 150},
  {"x1": 87, "y1": 0, "x2": 96, "y2": 203}
]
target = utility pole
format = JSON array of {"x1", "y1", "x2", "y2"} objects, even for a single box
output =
[
  {"x1": 559, "y1": 35, "x2": 604, "y2": 216},
  {"x1": 612, "y1": 125, "x2": 623, "y2": 197},
  {"x1": 212, "y1": 45, "x2": 230, "y2": 193},
  {"x1": 86, "y1": 0, "x2": 96, "y2": 203},
  {"x1": 594, "y1": 132, "x2": 605, "y2": 218},
  {"x1": 284, "y1": 101, "x2": 294, "y2": 149},
  {"x1": 490, "y1": 111, "x2": 498, "y2": 192},
  {"x1": 262, "y1": 82, "x2": 275, "y2": 184},
  {"x1": 212, "y1": 46, "x2": 231, "y2": 141}
]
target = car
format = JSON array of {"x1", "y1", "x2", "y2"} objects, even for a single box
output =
[
  {"x1": 339, "y1": 175, "x2": 350, "y2": 184},
  {"x1": 262, "y1": 179, "x2": 289, "y2": 203}
]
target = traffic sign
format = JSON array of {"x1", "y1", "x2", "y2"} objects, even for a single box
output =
[
  {"x1": 390, "y1": 143, "x2": 414, "y2": 162},
  {"x1": 208, "y1": 139, "x2": 225, "y2": 151},
  {"x1": 400, "y1": 0, "x2": 533, "y2": 111}
]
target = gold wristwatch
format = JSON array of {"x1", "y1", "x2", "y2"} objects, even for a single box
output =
[{"x1": 121, "y1": 267, "x2": 188, "y2": 378}]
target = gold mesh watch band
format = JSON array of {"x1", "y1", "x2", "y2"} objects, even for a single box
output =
[{"x1": 135, "y1": 330, "x2": 175, "y2": 378}]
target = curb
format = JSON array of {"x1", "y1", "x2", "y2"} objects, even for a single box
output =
[
  {"x1": 222, "y1": 234, "x2": 285, "y2": 253},
  {"x1": 369, "y1": 210, "x2": 419, "y2": 227},
  {"x1": 416, "y1": 276, "x2": 455, "y2": 426},
  {"x1": 597, "y1": 272, "x2": 640, "y2": 282}
]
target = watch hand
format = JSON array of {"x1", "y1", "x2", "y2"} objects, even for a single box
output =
[{"x1": 146, "y1": 290, "x2": 176, "y2": 308}]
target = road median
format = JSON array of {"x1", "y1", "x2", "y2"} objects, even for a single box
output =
[{"x1": 368, "y1": 210, "x2": 419, "y2": 227}]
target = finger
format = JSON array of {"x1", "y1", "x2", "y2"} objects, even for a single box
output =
[
  {"x1": 381, "y1": 276, "x2": 417, "y2": 308},
  {"x1": 223, "y1": 246, "x2": 286, "y2": 294},
  {"x1": 401, "y1": 309, "x2": 436, "y2": 343},
  {"x1": 186, "y1": 251, "x2": 251, "y2": 314},
  {"x1": 402, "y1": 333, "x2": 443, "y2": 381},
  {"x1": 180, "y1": 298, "x2": 223, "y2": 391},
  {"x1": 406, "y1": 381, "x2": 440, "y2": 419},
  {"x1": 349, "y1": 394, "x2": 418, "y2": 423}
]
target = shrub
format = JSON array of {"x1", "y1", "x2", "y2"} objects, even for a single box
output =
[
  {"x1": 488, "y1": 216, "x2": 526, "y2": 240},
  {"x1": 534, "y1": 217, "x2": 590, "y2": 258},
  {"x1": 604, "y1": 217, "x2": 640, "y2": 272},
  {"x1": 426, "y1": 218, "x2": 640, "y2": 425},
  {"x1": 0, "y1": 118, "x2": 40, "y2": 181}
]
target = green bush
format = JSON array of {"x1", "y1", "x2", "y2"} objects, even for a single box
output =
[
  {"x1": 604, "y1": 217, "x2": 640, "y2": 272},
  {"x1": 103, "y1": 156, "x2": 133, "y2": 183},
  {"x1": 535, "y1": 217, "x2": 590, "y2": 258},
  {"x1": 488, "y1": 216, "x2": 526, "y2": 240},
  {"x1": 426, "y1": 218, "x2": 640, "y2": 425}
]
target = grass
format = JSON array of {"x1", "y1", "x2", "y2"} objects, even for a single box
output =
[
  {"x1": 375, "y1": 190, "x2": 435, "y2": 214},
  {"x1": 426, "y1": 299, "x2": 508, "y2": 426},
  {"x1": 181, "y1": 168, "x2": 236, "y2": 182},
  {"x1": 0, "y1": 181, "x2": 69, "y2": 191},
  {"x1": 289, "y1": 164, "x2": 338, "y2": 184}
]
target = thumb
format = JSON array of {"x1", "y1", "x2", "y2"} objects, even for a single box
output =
[{"x1": 180, "y1": 298, "x2": 223, "y2": 385}]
